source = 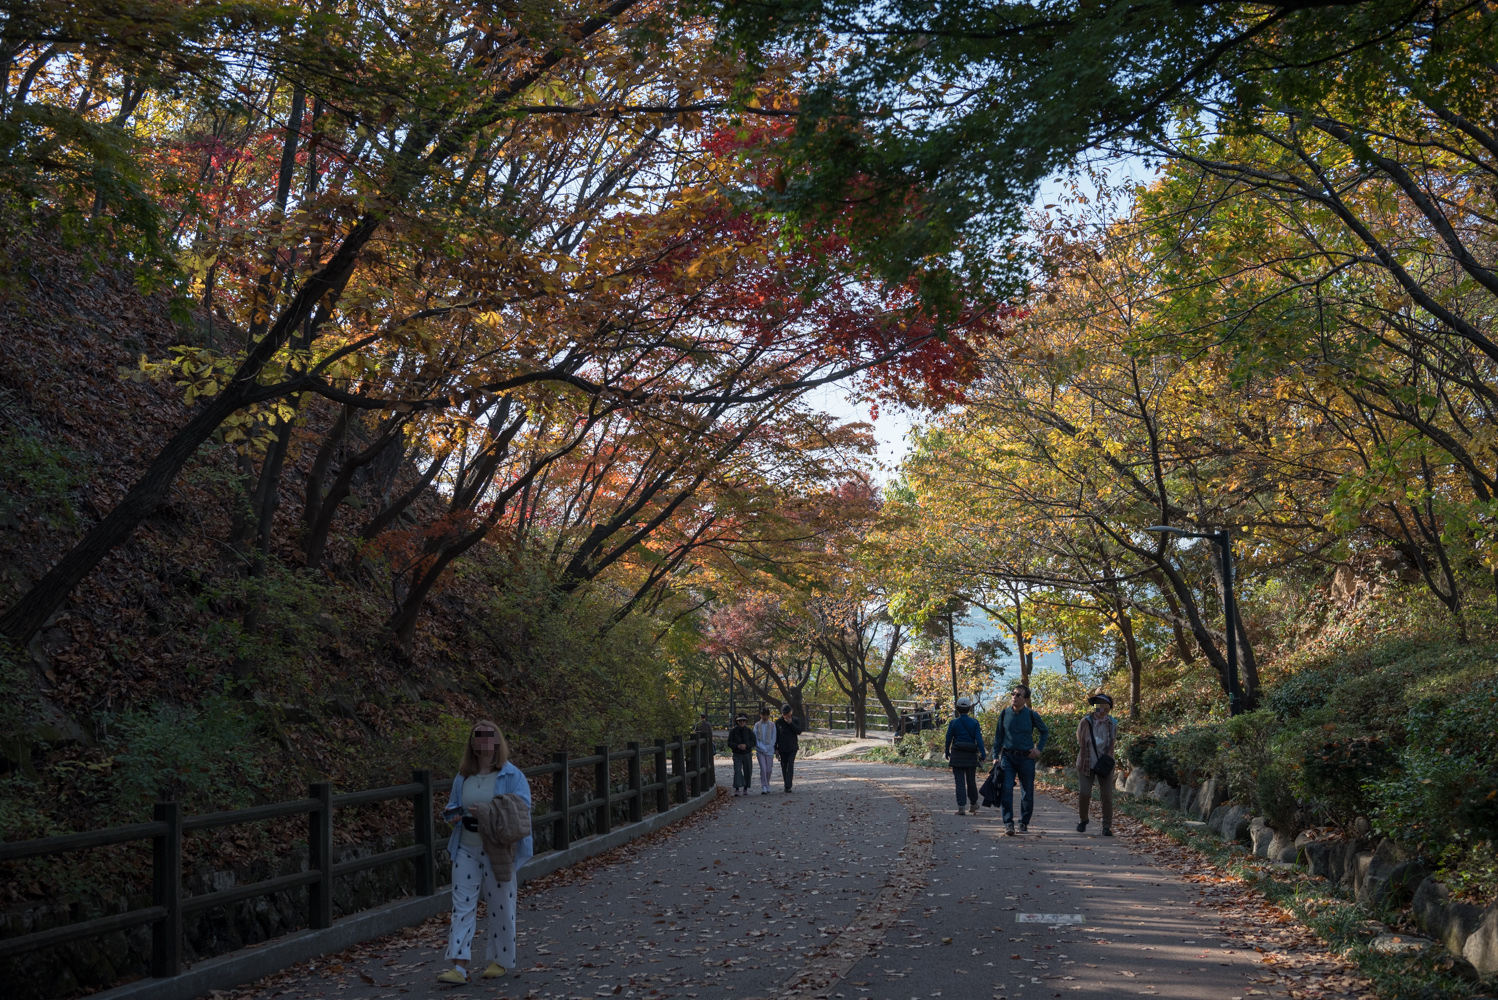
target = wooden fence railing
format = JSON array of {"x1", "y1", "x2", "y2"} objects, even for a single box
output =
[
  {"x1": 706, "y1": 700, "x2": 940, "y2": 733},
  {"x1": 0, "y1": 734, "x2": 715, "y2": 977}
]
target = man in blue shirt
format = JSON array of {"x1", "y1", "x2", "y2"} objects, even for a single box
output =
[{"x1": 993, "y1": 685, "x2": 1048, "y2": 835}]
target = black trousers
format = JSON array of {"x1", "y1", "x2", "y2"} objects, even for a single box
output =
[
  {"x1": 952, "y1": 766, "x2": 979, "y2": 806},
  {"x1": 778, "y1": 751, "x2": 797, "y2": 789}
]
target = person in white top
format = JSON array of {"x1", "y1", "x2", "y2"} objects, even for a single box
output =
[
  {"x1": 752, "y1": 707, "x2": 777, "y2": 795},
  {"x1": 1074, "y1": 693, "x2": 1118, "y2": 836},
  {"x1": 437, "y1": 720, "x2": 533, "y2": 984}
]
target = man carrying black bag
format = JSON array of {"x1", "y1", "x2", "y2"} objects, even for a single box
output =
[
  {"x1": 1075, "y1": 692, "x2": 1117, "y2": 836},
  {"x1": 943, "y1": 696, "x2": 986, "y2": 815}
]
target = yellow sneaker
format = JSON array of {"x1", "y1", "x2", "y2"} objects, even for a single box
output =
[
  {"x1": 481, "y1": 962, "x2": 507, "y2": 979},
  {"x1": 436, "y1": 966, "x2": 469, "y2": 984}
]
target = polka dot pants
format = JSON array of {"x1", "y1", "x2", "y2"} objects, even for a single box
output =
[{"x1": 445, "y1": 844, "x2": 517, "y2": 966}]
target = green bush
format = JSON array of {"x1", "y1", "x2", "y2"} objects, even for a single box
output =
[
  {"x1": 108, "y1": 694, "x2": 266, "y2": 815},
  {"x1": 1295, "y1": 733, "x2": 1396, "y2": 828},
  {"x1": 1156, "y1": 725, "x2": 1220, "y2": 785},
  {"x1": 1216, "y1": 709, "x2": 1303, "y2": 832},
  {"x1": 1451, "y1": 770, "x2": 1498, "y2": 843},
  {"x1": 0, "y1": 431, "x2": 88, "y2": 531},
  {"x1": 1041, "y1": 711, "x2": 1079, "y2": 767},
  {"x1": 1124, "y1": 731, "x2": 1157, "y2": 769},
  {"x1": 1141, "y1": 742, "x2": 1179, "y2": 786}
]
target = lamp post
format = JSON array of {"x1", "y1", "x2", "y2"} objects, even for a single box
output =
[
  {"x1": 1145, "y1": 526, "x2": 1242, "y2": 716},
  {"x1": 947, "y1": 612, "x2": 959, "y2": 710}
]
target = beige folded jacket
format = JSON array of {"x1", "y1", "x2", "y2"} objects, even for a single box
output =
[{"x1": 474, "y1": 792, "x2": 532, "y2": 882}]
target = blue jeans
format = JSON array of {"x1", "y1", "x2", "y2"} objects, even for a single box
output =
[
  {"x1": 999, "y1": 752, "x2": 1036, "y2": 825},
  {"x1": 952, "y1": 766, "x2": 978, "y2": 807}
]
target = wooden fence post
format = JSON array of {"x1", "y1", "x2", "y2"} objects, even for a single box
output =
[
  {"x1": 594, "y1": 745, "x2": 611, "y2": 836},
  {"x1": 552, "y1": 752, "x2": 570, "y2": 850},
  {"x1": 627, "y1": 742, "x2": 643, "y2": 823},
  {"x1": 671, "y1": 736, "x2": 686, "y2": 804},
  {"x1": 309, "y1": 782, "x2": 333, "y2": 929},
  {"x1": 654, "y1": 739, "x2": 669, "y2": 814},
  {"x1": 687, "y1": 737, "x2": 698, "y2": 797},
  {"x1": 150, "y1": 801, "x2": 181, "y2": 978},
  {"x1": 412, "y1": 769, "x2": 435, "y2": 896}
]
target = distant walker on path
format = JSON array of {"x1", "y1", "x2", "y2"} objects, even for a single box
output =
[
  {"x1": 1075, "y1": 692, "x2": 1117, "y2": 836},
  {"x1": 774, "y1": 705, "x2": 805, "y2": 792},
  {"x1": 944, "y1": 696, "x2": 987, "y2": 815},
  {"x1": 994, "y1": 685, "x2": 1048, "y2": 836},
  {"x1": 727, "y1": 714, "x2": 756, "y2": 796},
  {"x1": 753, "y1": 708, "x2": 776, "y2": 794}
]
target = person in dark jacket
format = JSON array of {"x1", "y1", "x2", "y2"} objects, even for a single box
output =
[
  {"x1": 726, "y1": 714, "x2": 756, "y2": 796},
  {"x1": 993, "y1": 685, "x2": 1049, "y2": 835},
  {"x1": 943, "y1": 696, "x2": 987, "y2": 815},
  {"x1": 774, "y1": 705, "x2": 805, "y2": 792}
]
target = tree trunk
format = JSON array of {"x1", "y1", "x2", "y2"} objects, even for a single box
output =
[
  {"x1": 301, "y1": 404, "x2": 352, "y2": 546},
  {"x1": 1152, "y1": 571, "x2": 1197, "y2": 664},
  {"x1": 304, "y1": 418, "x2": 408, "y2": 570}
]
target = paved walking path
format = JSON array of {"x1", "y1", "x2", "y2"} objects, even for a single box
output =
[{"x1": 228, "y1": 759, "x2": 1304, "y2": 1000}]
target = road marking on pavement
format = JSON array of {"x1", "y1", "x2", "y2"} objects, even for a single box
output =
[
  {"x1": 742, "y1": 776, "x2": 934, "y2": 1000},
  {"x1": 1016, "y1": 913, "x2": 1086, "y2": 924}
]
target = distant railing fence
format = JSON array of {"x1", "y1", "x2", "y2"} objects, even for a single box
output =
[
  {"x1": 705, "y1": 700, "x2": 940, "y2": 733},
  {"x1": 0, "y1": 734, "x2": 714, "y2": 978}
]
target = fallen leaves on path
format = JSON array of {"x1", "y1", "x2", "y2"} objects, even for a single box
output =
[{"x1": 1039, "y1": 777, "x2": 1378, "y2": 1000}]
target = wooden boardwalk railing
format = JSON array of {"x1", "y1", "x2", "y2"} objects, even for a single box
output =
[{"x1": 0, "y1": 734, "x2": 714, "y2": 978}]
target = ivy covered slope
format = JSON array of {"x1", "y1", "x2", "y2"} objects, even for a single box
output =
[{"x1": 0, "y1": 235, "x2": 698, "y2": 877}]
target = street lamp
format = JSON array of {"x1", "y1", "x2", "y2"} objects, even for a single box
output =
[
  {"x1": 1144, "y1": 526, "x2": 1242, "y2": 716},
  {"x1": 947, "y1": 611, "x2": 959, "y2": 709}
]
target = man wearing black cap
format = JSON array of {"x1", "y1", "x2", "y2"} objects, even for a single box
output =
[
  {"x1": 1075, "y1": 692, "x2": 1117, "y2": 835},
  {"x1": 726, "y1": 714, "x2": 757, "y2": 796},
  {"x1": 774, "y1": 705, "x2": 805, "y2": 792}
]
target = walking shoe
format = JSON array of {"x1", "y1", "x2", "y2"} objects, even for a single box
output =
[
  {"x1": 1005, "y1": 823, "x2": 1015, "y2": 836},
  {"x1": 1102, "y1": 827, "x2": 1114, "y2": 836},
  {"x1": 1076, "y1": 820, "x2": 1087, "y2": 832},
  {"x1": 1019, "y1": 823, "x2": 1028, "y2": 833},
  {"x1": 956, "y1": 805, "x2": 966, "y2": 816},
  {"x1": 482, "y1": 963, "x2": 506, "y2": 979},
  {"x1": 437, "y1": 967, "x2": 469, "y2": 984}
]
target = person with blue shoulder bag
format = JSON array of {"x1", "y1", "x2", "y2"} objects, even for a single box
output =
[
  {"x1": 943, "y1": 696, "x2": 987, "y2": 815},
  {"x1": 993, "y1": 685, "x2": 1049, "y2": 835}
]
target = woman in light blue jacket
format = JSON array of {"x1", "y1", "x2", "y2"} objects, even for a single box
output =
[{"x1": 436, "y1": 720, "x2": 534, "y2": 985}]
